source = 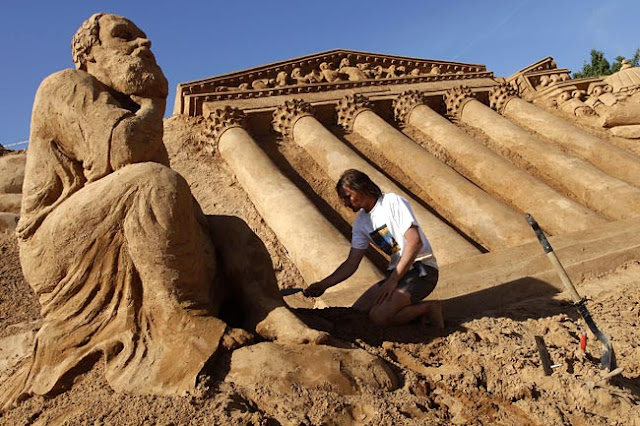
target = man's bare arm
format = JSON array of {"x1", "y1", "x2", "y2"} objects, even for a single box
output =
[
  {"x1": 303, "y1": 248, "x2": 367, "y2": 297},
  {"x1": 375, "y1": 225, "x2": 422, "y2": 304}
]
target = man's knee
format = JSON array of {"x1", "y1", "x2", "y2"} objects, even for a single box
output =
[{"x1": 369, "y1": 305, "x2": 393, "y2": 326}]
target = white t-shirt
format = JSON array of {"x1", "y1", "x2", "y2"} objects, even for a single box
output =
[{"x1": 351, "y1": 193, "x2": 438, "y2": 271}]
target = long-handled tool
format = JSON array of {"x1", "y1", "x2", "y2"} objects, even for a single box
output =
[{"x1": 525, "y1": 214, "x2": 616, "y2": 371}]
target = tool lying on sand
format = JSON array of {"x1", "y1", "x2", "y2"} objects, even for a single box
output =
[
  {"x1": 280, "y1": 287, "x2": 304, "y2": 297},
  {"x1": 525, "y1": 214, "x2": 616, "y2": 371}
]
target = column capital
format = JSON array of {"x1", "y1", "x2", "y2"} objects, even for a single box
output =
[
  {"x1": 489, "y1": 83, "x2": 519, "y2": 114},
  {"x1": 393, "y1": 90, "x2": 425, "y2": 125},
  {"x1": 336, "y1": 94, "x2": 372, "y2": 132},
  {"x1": 205, "y1": 106, "x2": 246, "y2": 144},
  {"x1": 272, "y1": 99, "x2": 315, "y2": 139},
  {"x1": 444, "y1": 86, "x2": 475, "y2": 120}
]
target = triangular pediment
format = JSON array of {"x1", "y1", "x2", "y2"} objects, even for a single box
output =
[
  {"x1": 508, "y1": 57, "x2": 558, "y2": 80},
  {"x1": 174, "y1": 49, "x2": 492, "y2": 115}
]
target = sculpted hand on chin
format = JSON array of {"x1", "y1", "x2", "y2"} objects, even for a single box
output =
[{"x1": 0, "y1": 13, "x2": 331, "y2": 411}]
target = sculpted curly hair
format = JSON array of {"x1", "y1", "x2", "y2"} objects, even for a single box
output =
[{"x1": 71, "y1": 12, "x2": 106, "y2": 70}]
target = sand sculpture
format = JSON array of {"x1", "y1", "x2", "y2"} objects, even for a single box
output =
[
  {"x1": 169, "y1": 49, "x2": 640, "y2": 321},
  {"x1": 0, "y1": 13, "x2": 339, "y2": 410},
  {"x1": 507, "y1": 57, "x2": 640, "y2": 139},
  {"x1": 0, "y1": 150, "x2": 25, "y2": 233}
]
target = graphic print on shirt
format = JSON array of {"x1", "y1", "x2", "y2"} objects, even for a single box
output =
[{"x1": 369, "y1": 224, "x2": 400, "y2": 256}]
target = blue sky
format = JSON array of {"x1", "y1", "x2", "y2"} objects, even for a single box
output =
[{"x1": 1, "y1": 0, "x2": 638, "y2": 147}]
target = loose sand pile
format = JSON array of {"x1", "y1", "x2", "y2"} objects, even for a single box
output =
[{"x1": 0, "y1": 116, "x2": 638, "y2": 425}]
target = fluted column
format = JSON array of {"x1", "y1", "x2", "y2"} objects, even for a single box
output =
[
  {"x1": 393, "y1": 90, "x2": 606, "y2": 235},
  {"x1": 272, "y1": 99, "x2": 481, "y2": 266},
  {"x1": 338, "y1": 95, "x2": 534, "y2": 251},
  {"x1": 207, "y1": 107, "x2": 384, "y2": 307},
  {"x1": 447, "y1": 86, "x2": 640, "y2": 220},
  {"x1": 489, "y1": 84, "x2": 640, "y2": 188}
]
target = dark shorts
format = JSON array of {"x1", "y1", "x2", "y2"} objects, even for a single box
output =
[{"x1": 378, "y1": 262, "x2": 439, "y2": 304}]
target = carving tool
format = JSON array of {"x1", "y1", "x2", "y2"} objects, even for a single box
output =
[
  {"x1": 280, "y1": 287, "x2": 304, "y2": 297},
  {"x1": 525, "y1": 214, "x2": 616, "y2": 371}
]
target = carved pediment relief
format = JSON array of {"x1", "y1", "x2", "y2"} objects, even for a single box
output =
[
  {"x1": 175, "y1": 49, "x2": 491, "y2": 115},
  {"x1": 506, "y1": 57, "x2": 576, "y2": 101}
]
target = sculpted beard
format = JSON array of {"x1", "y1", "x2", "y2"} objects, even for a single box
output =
[{"x1": 109, "y1": 51, "x2": 168, "y2": 98}]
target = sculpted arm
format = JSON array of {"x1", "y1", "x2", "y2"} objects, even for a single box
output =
[
  {"x1": 109, "y1": 96, "x2": 167, "y2": 169},
  {"x1": 303, "y1": 247, "x2": 367, "y2": 297}
]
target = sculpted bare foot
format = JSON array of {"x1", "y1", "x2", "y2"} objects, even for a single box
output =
[
  {"x1": 221, "y1": 327, "x2": 255, "y2": 351},
  {"x1": 255, "y1": 307, "x2": 330, "y2": 345}
]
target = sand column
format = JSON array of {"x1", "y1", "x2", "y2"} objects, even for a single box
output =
[
  {"x1": 207, "y1": 107, "x2": 383, "y2": 306},
  {"x1": 447, "y1": 87, "x2": 640, "y2": 220},
  {"x1": 337, "y1": 94, "x2": 533, "y2": 251},
  {"x1": 393, "y1": 91, "x2": 606, "y2": 235},
  {"x1": 490, "y1": 85, "x2": 640, "y2": 187},
  {"x1": 271, "y1": 99, "x2": 480, "y2": 266}
]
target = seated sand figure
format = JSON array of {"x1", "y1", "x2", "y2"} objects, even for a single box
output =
[{"x1": 1, "y1": 13, "x2": 326, "y2": 409}]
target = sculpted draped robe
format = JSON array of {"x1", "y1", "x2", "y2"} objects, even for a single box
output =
[{"x1": 4, "y1": 68, "x2": 227, "y2": 403}]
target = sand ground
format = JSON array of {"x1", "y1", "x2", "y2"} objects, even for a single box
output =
[{"x1": 0, "y1": 116, "x2": 638, "y2": 425}]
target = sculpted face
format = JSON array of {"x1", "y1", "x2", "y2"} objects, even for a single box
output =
[{"x1": 87, "y1": 14, "x2": 168, "y2": 97}]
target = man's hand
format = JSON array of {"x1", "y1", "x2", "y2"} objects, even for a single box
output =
[
  {"x1": 303, "y1": 281, "x2": 329, "y2": 297},
  {"x1": 375, "y1": 277, "x2": 398, "y2": 305}
]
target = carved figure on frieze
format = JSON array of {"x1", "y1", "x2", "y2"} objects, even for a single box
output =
[
  {"x1": 251, "y1": 78, "x2": 275, "y2": 90},
  {"x1": 338, "y1": 57, "x2": 369, "y2": 81},
  {"x1": 319, "y1": 61, "x2": 343, "y2": 82},
  {"x1": 429, "y1": 65, "x2": 441, "y2": 75},
  {"x1": 383, "y1": 64, "x2": 399, "y2": 79},
  {"x1": 410, "y1": 67, "x2": 422, "y2": 76},
  {"x1": 356, "y1": 62, "x2": 375, "y2": 78},
  {"x1": 393, "y1": 90, "x2": 425, "y2": 125},
  {"x1": 305, "y1": 67, "x2": 324, "y2": 83},
  {"x1": 290, "y1": 67, "x2": 307, "y2": 85},
  {"x1": 372, "y1": 65, "x2": 385, "y2": 79},
  {"x1": 272, "y1": 99, "x2": 316, "y2": 140},
  {"x1": 488, "y1": 83, "x2": 519, "y2": 114},
  {"x1": 276, "y1": 71, "x2": 289, "y2": 87},
  {"x1": 444, "y1": 86, "x2": 475, "y2": 120},
  {"x1": 0, "y1": 13, "x2": 328, "y2": 411},
  {"x1": 336, "y1": 94, "x2": 373, "y2": 133}
]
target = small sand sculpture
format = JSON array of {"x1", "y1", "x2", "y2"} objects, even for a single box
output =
[{"x1": 0, "y1": 13, "x2": 329, "y2": 409}]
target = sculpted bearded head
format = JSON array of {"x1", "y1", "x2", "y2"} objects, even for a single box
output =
[{"x1": 71, "y1": 13, "x2": 168, "y2": 98}]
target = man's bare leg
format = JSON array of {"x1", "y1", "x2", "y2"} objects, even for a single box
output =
[
  {"x1": 369, "y1": 290, "x2": 444, "y2": 328},
  {"x1": 395, "y1": 300, "x2": 444, "y2": 329},
  {"x1": 352, "y1": 281, "x2": 384, "y2": 312}
]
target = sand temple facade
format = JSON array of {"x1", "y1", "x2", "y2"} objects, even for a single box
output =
[{"x1": 174, "y1": 49, "x2": 640, "y2": 312}]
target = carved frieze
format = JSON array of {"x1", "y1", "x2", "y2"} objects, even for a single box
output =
[
  {"x1": 175, "y1": 50, "x2": 492, "y2": 115},
  {"x1": 204, "y1": 106, "x2": 246, "y2": 144},
  {"x1": 444, "y1": 86, "x2": 475, "y2": 120},
  {"x1": 272, "y1": 99, "x2": 316, "y2": 140},
  {"x1": 489, "y1": 84, "x2": 519, "y2": 114},
  {"x1": 393, "y1": 90, "x2": 425, "y2": 125},
  {"x1": 336, "y1": 94, "x2": 373, "y2": 132}
]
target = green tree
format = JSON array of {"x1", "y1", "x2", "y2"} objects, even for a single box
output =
[
  {"x1": 573, "y1": 48, "x2": 640, "y2": 78},
  {"x1": 573, "y1": 49, "x2": 612, "y2": 78}
]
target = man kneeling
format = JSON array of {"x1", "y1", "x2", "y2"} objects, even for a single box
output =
[{"x1": 304, "y1": 169, "x2": 443, "y2": 327}]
